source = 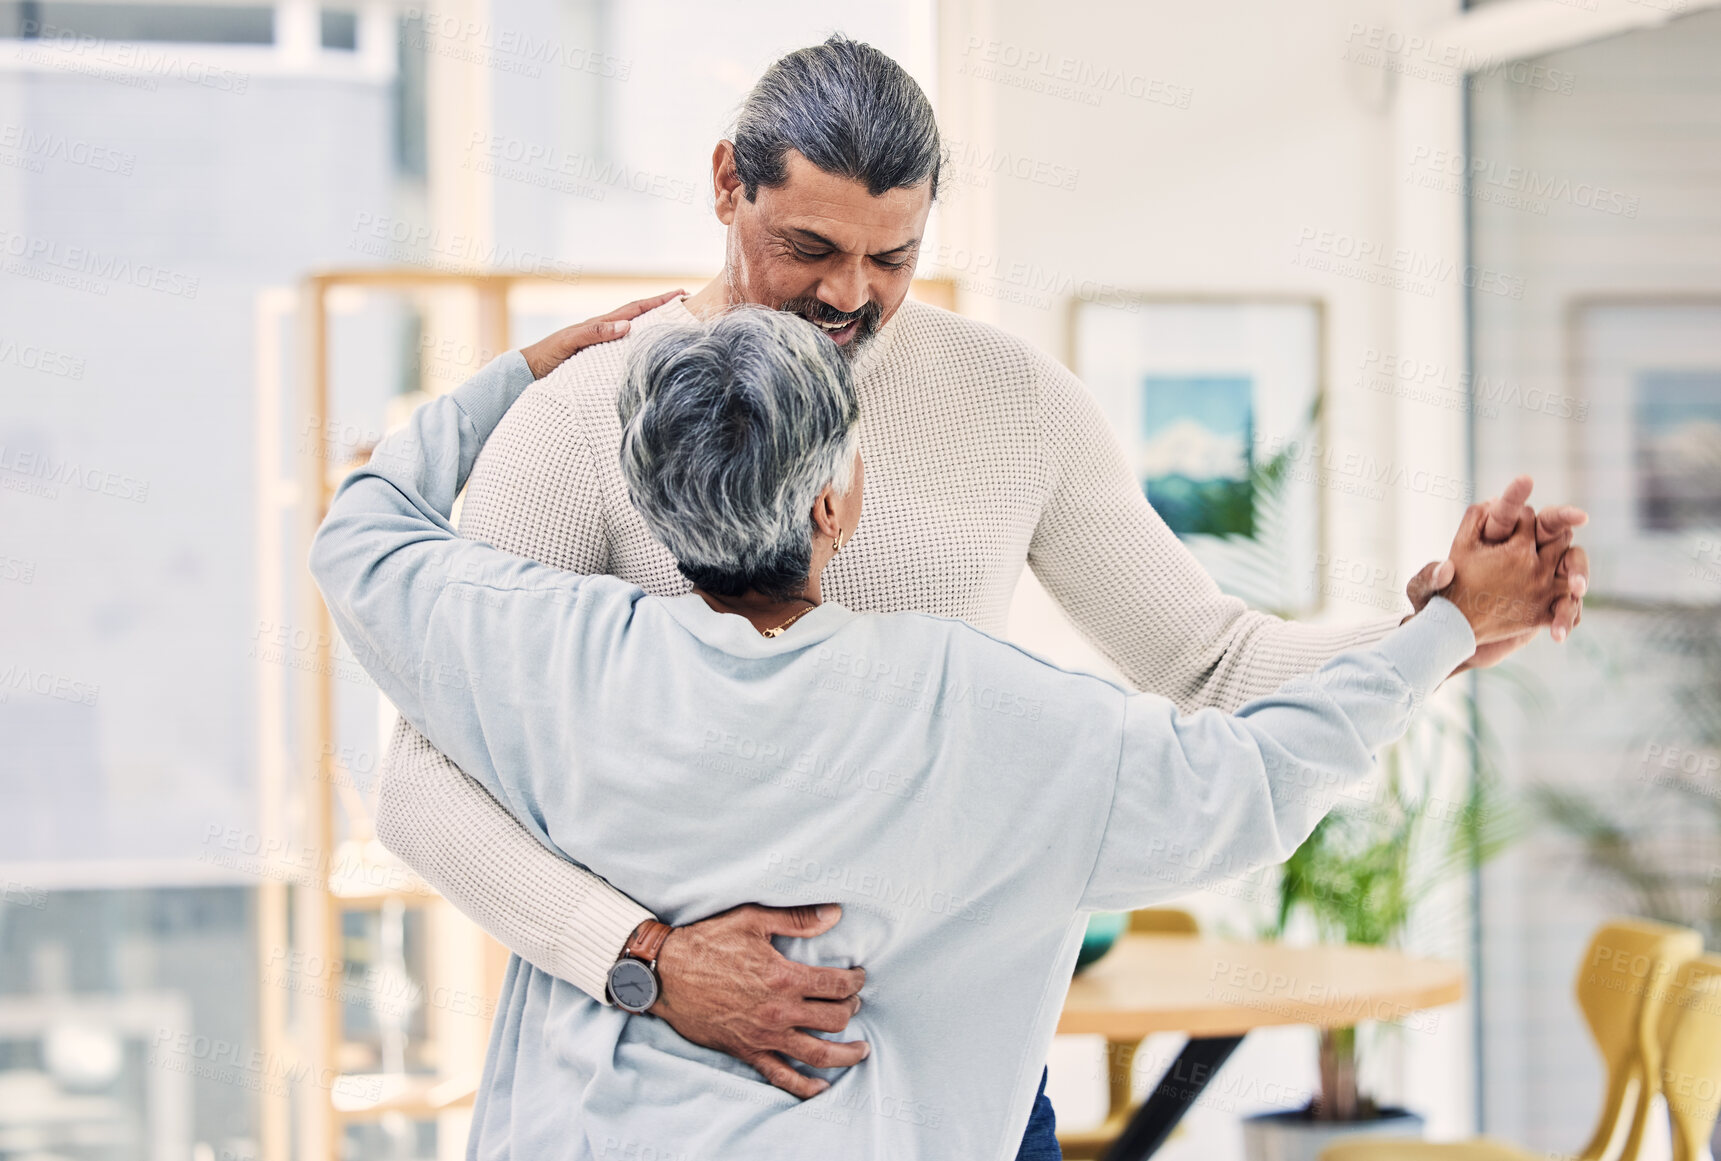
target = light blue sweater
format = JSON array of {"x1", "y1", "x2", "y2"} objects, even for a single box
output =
[{"x1": 310, "y1": 354, "x2": 1476, "y2": 1160}]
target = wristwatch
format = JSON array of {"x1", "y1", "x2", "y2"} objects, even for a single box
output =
[{"x1": 606, "y1": 919, "x2": 672, "y2": 1013}]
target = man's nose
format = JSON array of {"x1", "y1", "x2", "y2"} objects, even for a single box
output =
[{"x1": 817, "y1": 261, "x2": 870, "y2": 316}]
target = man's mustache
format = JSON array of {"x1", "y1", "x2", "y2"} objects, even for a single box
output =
[{"x1": 778, "y1": 296, "x2": 883, "y2": 334}]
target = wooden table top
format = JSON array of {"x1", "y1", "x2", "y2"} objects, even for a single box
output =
[{"x1": 1057, "y1": 934, "x2": 1466, "y2": 1039}]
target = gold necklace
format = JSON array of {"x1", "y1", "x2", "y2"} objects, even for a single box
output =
[{"x1": 760, "y1": 602, "x2": 817, "y2": 638}]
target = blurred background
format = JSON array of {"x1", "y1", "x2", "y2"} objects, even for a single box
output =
[{"x1": 3, "y1": 0, "x2": 1721, "y2": 1159}]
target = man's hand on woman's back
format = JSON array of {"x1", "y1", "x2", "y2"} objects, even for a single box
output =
[{"x1": 652, "y1": 903, "x2": 870, "y2": 1098}]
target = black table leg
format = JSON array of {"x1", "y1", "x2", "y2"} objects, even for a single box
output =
[{"x1": 1100, "y1": 1034, "x2": 1245, "y2": 1161}]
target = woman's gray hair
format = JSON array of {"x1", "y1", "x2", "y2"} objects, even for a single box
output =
[
  {"x1": 731, "y1": 34, "x2": 941, "y2": 201},
  {"x1": 617, "y1": 307, "x2": 860, "y2": 600}
]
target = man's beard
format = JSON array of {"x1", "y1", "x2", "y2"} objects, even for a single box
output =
[{"x1": 777, "y1": 295, "x2": 884, "y2": 357}]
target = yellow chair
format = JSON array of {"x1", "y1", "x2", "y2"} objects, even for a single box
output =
[
  {"x1": 1659, "y1": 955, "x2": 1721, "y2": 1161},
  {"x1": 1320, "y1": 917, "x2": 1702, "y2": 1161},
  {"x1": 1128, "y1": 908, "x2": 1202, "y2": 936},
  {"x1": 1059, "y1": 909, "x2": 1201, "y2": 1160}
]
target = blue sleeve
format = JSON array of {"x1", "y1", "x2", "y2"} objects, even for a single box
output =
[
  {"x1": 307, "y1": 353, "x2": 594, "y2": 838},
  {"x1": 1079, "y1": 598, "x2": 1477, "y2": 911}
]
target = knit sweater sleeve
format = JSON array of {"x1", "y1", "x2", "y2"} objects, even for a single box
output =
[
  {"x1": 373, "y1": 372, "x2": 651, "y2": 1003},
  {"x1": 1025, "y1": 356, "x2": 1407, "y2": 715},
  {"x1": 375, "y1": 719, "x2": 652, "y2": 999}
]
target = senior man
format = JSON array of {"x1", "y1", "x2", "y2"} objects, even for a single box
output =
[{"x1": 373, "y1": 34, "x2": 1589, "y2": 1156}]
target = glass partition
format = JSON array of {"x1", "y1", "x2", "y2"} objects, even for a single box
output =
[{"x1": 1467, "y1": 8, "x2": 1721, "y2": 1148}]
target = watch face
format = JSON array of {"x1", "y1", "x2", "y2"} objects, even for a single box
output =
[{"x1": 609, "y1": 958, "x2": 659, "y2": 1013}]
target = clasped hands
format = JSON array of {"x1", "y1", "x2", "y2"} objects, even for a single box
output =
[{"x1": 1404, "y1": 475, "x2": 1588, "y2": 660}]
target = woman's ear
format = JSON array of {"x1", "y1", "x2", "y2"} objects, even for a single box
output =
[{"x1": 809, "y1": 485, "x2": 841, "y2": 540}]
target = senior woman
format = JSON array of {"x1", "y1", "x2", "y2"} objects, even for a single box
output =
[{"x1": 311, "y1": 306, "x2": 1566, "y2": 1159}]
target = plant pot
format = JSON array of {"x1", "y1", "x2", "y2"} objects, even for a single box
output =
[
  {"x1": 1075, "y1": 912, "x2": 1128, "y2": 973},
  {"x1": 1242, "y1": 1106, "x2": 1425, "y2": 1161}
]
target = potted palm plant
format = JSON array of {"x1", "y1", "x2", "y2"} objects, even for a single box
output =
[{"x1": 1242, "y1": 707, "x2": 1518, "y2": 1161}]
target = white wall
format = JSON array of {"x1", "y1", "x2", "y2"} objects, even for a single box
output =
[{"x1": 481, "y1": 0, "x2": 939, "y2": 273}]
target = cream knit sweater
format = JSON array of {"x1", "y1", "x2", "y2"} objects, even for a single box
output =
[{"x1": 374, "y1": 296, "x2": 1404, "y2": 1000}]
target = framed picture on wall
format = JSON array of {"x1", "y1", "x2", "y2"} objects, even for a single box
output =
[
  {"x1": 1070, "y1": 297, "x2": 1325, "y2": 615},
  {"x1": 1570, "y1": 298, "x2": 1721, "y2": 603}
]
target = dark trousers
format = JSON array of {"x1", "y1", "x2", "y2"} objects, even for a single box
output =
[{"x1": 1016, "y1": 1068, "x2": 1061, "y2": 1160}]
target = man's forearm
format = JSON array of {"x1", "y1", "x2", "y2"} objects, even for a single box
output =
[
  {"x1": 1028, "y1": 357, "x2": 1404, "y2": 714},
  {"x1": 376, "y1": 718, "x2": 652, "y2": 1001},
  {"x1": 1168, "y1": 610, "x2": 1407, "y2": 714}
]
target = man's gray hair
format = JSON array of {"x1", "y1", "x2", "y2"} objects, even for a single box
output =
[
  {"x1": 617, "y1": 307, "x2": 860, "y2": 601},
  {"x1": 731, "y1": 34, "x2": 941, "y2": 200}
]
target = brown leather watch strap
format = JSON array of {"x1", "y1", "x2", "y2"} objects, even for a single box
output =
[{"x1": 624, "y1": 919, "x2": 672, "y2": 967}]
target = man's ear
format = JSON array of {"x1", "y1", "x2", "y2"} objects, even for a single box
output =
[{"x1": 712, "y1": 140, "x2": 744, "y2": 225}]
